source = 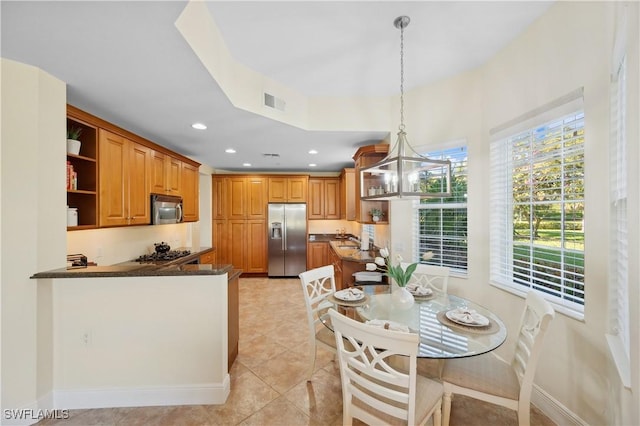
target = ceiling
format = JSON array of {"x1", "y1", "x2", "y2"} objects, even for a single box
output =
[{"x1": 1, "y1": 1, "x2": 552, "y2": 172}]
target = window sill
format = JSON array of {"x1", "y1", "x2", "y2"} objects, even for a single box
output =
[{"x1": 489, "y1": 281, "x2": 585, "y2": 321}]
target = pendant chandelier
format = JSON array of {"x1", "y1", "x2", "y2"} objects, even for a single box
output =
[{"x1": 360, "y1": 16, "x2": 452, "y2": 200}]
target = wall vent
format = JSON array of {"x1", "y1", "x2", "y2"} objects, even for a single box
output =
[{"x1": 264, "y1": 92, "x2": 286, "y2": 111}]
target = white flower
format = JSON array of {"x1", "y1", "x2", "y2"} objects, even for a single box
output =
[
  {"x1": 365, "y1": 263, "x2": 377, "y2": 271},
  {"x1": 396, "y1": 254, "x2": 403, "y2": 263},
  {"x1": 374, "y1": 257, "x2": 386, "y2": 267},
  {"x1": 379, "y1": 247, "x2": 389, "y2": 258},
  {"x1": 422, "y1": 251, "x2": 434, "y2": 261}
]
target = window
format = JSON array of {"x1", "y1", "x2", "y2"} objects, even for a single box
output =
[
  {"x1": 490, "y1": 93, "x2": 585, "y2": 316},
  {"x1": 606, "y1": 1, "x2": 630, "y2": 388},
  {"x1": 414, "y1": 145, "x2": 468, "y2": 273}
]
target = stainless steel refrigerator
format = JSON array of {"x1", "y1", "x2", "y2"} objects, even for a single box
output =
[{"x1": 268, "y1": 203, "x2": 307, "y2": 277}]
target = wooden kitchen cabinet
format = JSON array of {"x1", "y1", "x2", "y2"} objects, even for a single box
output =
[
  {"x1": 307, "y1": 241, "x2": 329, "y2": 269},
  {"x1": 228, "y1": 270, "x2": 240, "y2": 370},
  {"x1": 66, "y1": 105, "x2": 201, "y2": 231},
  {"x1": 213, "y1": 219, "x2": 229, "y2": 264},
  {"x1": 353, "y1": 144, "x2": 390, "y2": 224},
  {"x1": 181, "y1": 162, "x2": 199, "y2": 222},
  {"x1": 199, "y1": 249, "x2": 216, "y2": 265},
  {"x1": 340, "y1": 168, "x2": 356, "y2": 221},
  {"x1": 212, "y1": 175, "x2": 268, "y2": 273},
  {"x1": 328, "y1": 244, "x2": 368, "y2": 290},
  {"x1": 328, "y1": 245, "x2": 344, "y2": 289},
  {"x1": 268, "y1": 176, "x2": 308, "y2": 202},
  {"x1": 98, "y1": 129, "x2": 151, "y2": 227},
  {"x1": 149, "y1": 150, "x2": 181, "y2": 197},
  {"x1": 66, "y1": 107, "x2": 99, "y2": 230},
  {"x1": 225, "y1": 219, "x2": 267, "y2": 273},
  {"x1": 308, "y1": 177, "x2": 340, "y2": 220},
  {"x1": 212, "y1": 176, "x2": 226, "y2": 219}
]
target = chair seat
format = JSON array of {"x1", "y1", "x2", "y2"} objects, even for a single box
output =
[
  {"x1": 441, "y1": 352, "x2": 520, "y2": 400},
  {"x1": 352, "y1": 374, "x2": 443, "y2": 425}
]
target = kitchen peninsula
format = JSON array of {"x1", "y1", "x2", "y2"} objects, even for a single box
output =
[{"x1": 31, "y1": 248, "x2": 238, "y2": 409}]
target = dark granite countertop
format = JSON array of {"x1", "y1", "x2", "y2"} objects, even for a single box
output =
[
  {"x1": 328, "y1": 240, "x2": 377, "y2": 263},
  {"x1": 308, "y1": 233, "x2": 356, "y2": 243},
  {"x1": 30, "y1": 247, "x2": 235, "y2": 279}
]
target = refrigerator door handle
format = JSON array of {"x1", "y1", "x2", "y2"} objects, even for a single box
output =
[{"x1": 282, "y1": 217, "x2": 287, "y2": 251}]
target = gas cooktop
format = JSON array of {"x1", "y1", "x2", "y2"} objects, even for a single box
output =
[{"x1": 135, "y1": 250, "x2": 191, "y2": 263}]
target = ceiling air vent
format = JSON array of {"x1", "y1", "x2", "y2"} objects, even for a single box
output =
[
  {"x1": 264, "y1": 92, "x2": 286, "y2": 112},
  {"x1": 262, "y1": 153, "x2": 280, "y2": 158}
]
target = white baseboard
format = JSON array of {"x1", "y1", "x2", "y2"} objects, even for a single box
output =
[
  {"x1": 532, "y1": 384, "x2": 587, "y2": 426},
  {"x1": 53, "y1": 375, "x2": 231, "y2": 410}
]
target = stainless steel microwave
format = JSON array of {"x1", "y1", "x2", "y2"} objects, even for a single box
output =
[{"x1": 151, "y1": 194, "x2": 183, "y2": 225}]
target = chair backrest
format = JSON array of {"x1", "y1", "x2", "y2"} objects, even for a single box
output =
[
  {"x1": 299, "y1": 265, "x2": 336, "y2": 335},
  {"x1": 512, "y1": 291, "x2": 555, "y2": 401},
  {"x1": 401, "y1": 262, "x2": 450, "y2": 294},
  {"x1": 328, "y1": 308, "x2": 420, "y2": 425}
]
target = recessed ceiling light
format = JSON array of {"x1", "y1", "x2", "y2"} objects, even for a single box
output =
[
  {"x1": 243, "y1": 163, "x2": 252, "y2": 167},
  {"x1": 308, "y1": 149, "x2": 318, "y2": 154},
  {"x1": 309, "y1": 163, "x2": 317, "y2": 167},
  {"x1": 191, "y1": 123, "x2": 207, "y2": 130},
  {"x1": 225, "y1": 148, "x2": 236, "y2": 154}
]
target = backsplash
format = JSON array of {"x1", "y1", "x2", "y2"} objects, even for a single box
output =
[{"x1": 67, "y1": 223, "x2": 197, "y2": 266}]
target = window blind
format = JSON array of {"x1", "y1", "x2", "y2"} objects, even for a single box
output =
[
  {"x1": 609, "y1": 55, "x2": 629, "y2": 359},
  {"x1": 490, "y1": 94, "x2": 585, "y2": 315},
  {"x1": 414, "y1": 146, "x2": 468, "y2": 273}
]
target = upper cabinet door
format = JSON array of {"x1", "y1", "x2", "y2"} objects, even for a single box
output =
[
  {"x1": 128, "y1": 143, "x2": 151, "y2": 225},
  {"x1": 268, "y1": 177, "x2": 287, "y2": 202},
  {"x1": 227, "y1": 177, "x2": 247, "y2": 219},
  {"x1": 247, "y1": 177, "x2": 267, "y2": 219},
  {"x1": 99, "y1": 129, "x2": 129, "y2": 227},
  {"x1": 307, "y1": 179, "x2": 325, "y2": 219},
  {"x1": 287, "y1": 177, "x2": 308, "y2": 202},
  {"x1": 213, "y1": 176, "x2": 227, "y2": 219},
  {"x1": 149, "y1": 151, "x2": 181, "y2": 196},
  {"x1": 181, "y1": 162, "x2": 199, "y2": 222}
]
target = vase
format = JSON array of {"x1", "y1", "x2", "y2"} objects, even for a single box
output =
[
  {"x1": 391, "y1": 282, "x2": 414, "y2": 310},
  {"x1": 67, "y1": 139, "x2": 81, "y2": 155},
  {"x1": 372, "y1": 215, "x2": 380, "y2": 222}
]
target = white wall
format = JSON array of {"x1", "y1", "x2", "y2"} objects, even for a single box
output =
[
  {"x1": 53, "y1": 275, "x2": 229, "y2": 408},
  {"x1": 391, "y1": 3, "x2": 639, "y2": 425},
  {"x1": 1, "y1": 58, "x2": 67, "y2": 421}
]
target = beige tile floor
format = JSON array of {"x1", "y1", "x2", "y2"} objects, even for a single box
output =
[{"x1": 37, "y1": 277, "x2": 555, "y2": 426}]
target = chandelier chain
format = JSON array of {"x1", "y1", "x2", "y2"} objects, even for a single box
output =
[{"x1": 399, "y1": 22, "x2": 405, "y2": 132}]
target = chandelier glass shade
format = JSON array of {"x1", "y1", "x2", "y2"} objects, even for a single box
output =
[{"x1": 360, "y1": 16, "x2": 452, "y2": 200}]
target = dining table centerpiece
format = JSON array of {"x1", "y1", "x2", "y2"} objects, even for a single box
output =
[{"x1": 366, "y1": 249, "x2": 434, "y2": 310}]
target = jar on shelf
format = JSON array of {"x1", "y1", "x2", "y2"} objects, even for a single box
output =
[{"x1": 67, "y1": 206, "x2": 78, "y2": 227}]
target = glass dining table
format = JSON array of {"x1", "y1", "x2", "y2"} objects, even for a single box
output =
[{"x1": 321, "y1": 284, "x2": 508, "y2": 359}]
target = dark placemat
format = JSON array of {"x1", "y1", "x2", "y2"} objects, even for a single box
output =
[
  {"x1": 328, "y1": 293, "x2": 370, "y2": 307},
  {"x1": 436, "y1": 310, "x2": 500, "y2": 335}
]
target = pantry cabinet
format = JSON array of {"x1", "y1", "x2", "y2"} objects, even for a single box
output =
[
  {"x1": 98, "y1": 129, "x2": 151, "y2": 227},
  {"x1": 308, "y1": 177, "x2": 340, "y2": 220},
  {"x1": 212, "y1": 175, "x2": 268, "y2": 273}
]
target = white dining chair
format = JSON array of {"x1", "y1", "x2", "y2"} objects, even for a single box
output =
[
  {"x1": 299, "y1": 265, "x2": 338, "y2": 380},
  {"x1": 441, "y1": 291, "x2": 555, "y2": 426},
  {"x1": 401, "y1": 262, "x2": 450, "y2": 294},
  {"x1": 328, "y1": 308, "x2": 443, "y2": 426}
]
